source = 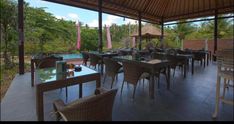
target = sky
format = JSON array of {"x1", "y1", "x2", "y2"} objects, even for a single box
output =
[
  {"x1": 25, "y1": 0, "x2": 233, "y2": 28},
  {"x1": 25, "y1": 0, "x2": 141, "y2": 27}
]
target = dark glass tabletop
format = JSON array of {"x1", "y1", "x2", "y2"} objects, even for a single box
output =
[{"x1": 36, "y1": 65, "x2": 98, "y2": 83}]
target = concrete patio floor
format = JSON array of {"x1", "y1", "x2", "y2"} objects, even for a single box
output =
[{"x1": 1, "y1": 61, "x2": 233, "y2": 121}]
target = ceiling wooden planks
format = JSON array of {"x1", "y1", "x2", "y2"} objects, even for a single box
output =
[{"x1": 45, "y1": 0, "x2": 234, "y2": 24}]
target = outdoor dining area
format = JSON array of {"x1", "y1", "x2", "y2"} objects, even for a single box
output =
[{"x1": 1, "y1": 0, "x2": 233, "y2": 121}]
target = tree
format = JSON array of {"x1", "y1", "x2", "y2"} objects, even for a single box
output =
[
  {"x1": 173, "y1": 20, "x2": 194, "y2": 49},
  {"x1": 202, "y1": 15, "x2": 233, "y2": 39},
  {"x1": 0, "y1": 0, "x2": 18, "y2": 67}
]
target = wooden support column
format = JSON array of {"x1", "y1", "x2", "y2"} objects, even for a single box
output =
[
  {"x1": 18, "y1": 0, "x2": 24, "y2": 74},
  {"x1": 98, "y1": 0, "x2": 102, "y2": 52},
  {"x1": 138, "y1": 12, "x2": 142, "y2": 50},
  {"x1": 161, "y1": 17, "x2": 164, "y2": 45},
  {"x1": 214, "y1": 9, "x2": 218, "y2": 61}
]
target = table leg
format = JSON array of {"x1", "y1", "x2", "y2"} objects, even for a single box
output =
[
  {"x1": 167, "y1": 66, "x2": 170, "y2": 90},
  {"x1": 149, "y1": 74, "x2": 155, "y2": 99},
  {"x1": 204, "y1": 58, "x2": 206, "y2": 68},
  {"x1": 207, "y1": 53, "x2": 209, "y2": 66},
  {"x1": 192, "y1": 59, "x2": 194, "y2": 75},
  {"x1": 79, "y1": 83, "x2": 83, "y2": 98},
  {"x1": 36, "y1": 88, "x2": 44, "y2": 121},
  {"x1": 210, "y1": 52, "x2": 212, "y2": 61},
  {"x1": 96, "y1": 73, "x2": 101, "y2": 88},
  {"x1": 184, "y1": 61, "x2": 187, "y2": 78},
  {"x1": 212, "y1": 75, "x2": 221, "y2": 118},
  {"x1": 31, "y1": 60, "x2": 34, "y2": 87}
]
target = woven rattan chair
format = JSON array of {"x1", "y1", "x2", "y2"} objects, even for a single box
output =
[
  {"x1": 81, "y1": 51, "x2": 89, "y2": 66},
  {"x1": 37, "y1": 57, "x2": 69, "y2": 100},
  {"x1": 212, "y1": 49, "x2": 234, "y2": 118},
  {"x1": 103, "y1": 58, "x2": 123, "y2": 89},
  {"x1": 121, "y1": 61, "x2": 148, "y2": 99},
  {"x1": 53, "y1": 88, "x2": 118, "y2": 121},
  {"x1": 37, "y1": 56, "x2": 63, "y2": 69},
  {"x1": 193, "y1": 51, "x2": 206, "y2": 67},
  {"x1": 151, "y1": 52, "x2": 169, "y2": 88},
  {"x1": 89, "y1": 53, "x2": 102, "y2": 70}
]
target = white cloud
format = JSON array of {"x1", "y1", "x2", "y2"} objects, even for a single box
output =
[
  {"x1": 87, "y1": 19, "x2": 98, "y2": 27},
  {"x1": 55, "y1": 15, "x2": 67, "y2": 20},
  {"x1": 35, "y1": 0, "x2": 47, "y2": 4},
  {"x1": 67, "y1": 13, "x2": 79, "y2": 22},
  {"x1": 103, "y1": 15, "x2": 120, "y2": 26},
  {"x1": 124, "y1": 18, "x2": 138, "y2": 25},
  {"x1": 87, "y1": 15, "x2": 121, "y2": 27}
]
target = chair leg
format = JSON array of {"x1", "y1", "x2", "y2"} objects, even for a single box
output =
[
  {"x1": 158, "y1": 76, "x2": 160, "y2": 89},
  {"x1": 103, "y1": 74, "x2": 107, "y2": 84},
  {"x1": 222, "y1": 78, "x2": 227, "y2": 99},
  {"x1": 173, "y1": 68, "x2": 176, "y2": 77},
  {"x1": 53, "y1": 104, "x2": 61, "y2": 121},
  {"x1": 110, "y1": 77, "x2": 115, "y2": 89},
  {"x1": 121, "y1": 80, "x2": 125, "y2": 95},
  {"x1": 132, "y1": 85, "x2": 137, "y2": 99},
  {"x1": 212, "y1": 75, "x2": 221, "y2": 118},
  {"x1": 165, "y1": 73, "x2": 169, "y2": 84},
  {"x1": 65, "y1": 86, "x2": 68, "y2": 102}
]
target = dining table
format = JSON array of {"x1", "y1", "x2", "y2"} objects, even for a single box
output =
[
  {"x1": 112, "y1": 55, "x2": 171, "y2": 99},
  {"x1": 30, "y1": 55, "x2": 63, "y2": 87},
  {"x1": 35, "y1": 65, "x2": 101, "y2": 121},
  {"x1": 155, "y1": 52, "x2": 194, "y2": 78},
  {"x1": 88, "y1": 51, "x2": 119, "y2": 74}
]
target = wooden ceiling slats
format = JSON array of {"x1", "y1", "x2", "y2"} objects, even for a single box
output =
[
  {"x1": 150, "y1": 0, "x2": 160, "y2": 16},
  {"x1": 179, "y1": 0, "x2": 183, "y2": 16},
  {"x1": 45, "y1": 0, "x2": 234, "y2": 24},
  {"x1": 162, "y1": 0, "x2": 170, "y2": 16},
  {"x1": 154, "y1": 0, "x2": 163, "y2": 16},
  {"x1": 158, "y1": 0, "x2": 167, "y2": 17},
  {"x1": 142, "y1": 0, "x2": 152, "y2": 13}
]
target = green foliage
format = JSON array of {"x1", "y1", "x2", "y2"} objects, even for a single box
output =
[
  {"x1": 80, "y1": 28, "x2": 98, "y2": 51},
  {"x1": 0, "y1": 0, "x2": 18, "y2": 67},
  {"x1": 1, "y1": 0, "x2": 233, "y2": 63}
]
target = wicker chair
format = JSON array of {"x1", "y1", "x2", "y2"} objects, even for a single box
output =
[
  {"x1": 89, "y1": 53, "x2": 102, "y2": 70},
  {"x1": 37, "y1": 56, "x2": 63, "y2": 69},
  {"x1": 166, "y1": 49, "x2": 185, "y2": 77},
  {"x1": 192, "y1": 51, "x2": 206, "y2": 67},
  {"x1": 37, "y1": 57, "x2": 69, "y2": 100},
  {"x1": 212, "y1": 49, "x2": 234, "y2": 118},
  {"x1": 81, "y1": 51, "x2": 89, "y2": 66},
  {"x1": 151, "y1": 52, "x2": 169, "y2": 88},
  {"x1": 103, "y1": 58, "x2": 123, "y2": 89},
  {"x1": 53, "y1": 88, "x2": 118, "y2": 121},
  {"x1": 121, "y1": 61, "x2": 148, "y2": 99}
]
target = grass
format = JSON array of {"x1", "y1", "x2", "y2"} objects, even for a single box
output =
[{"x1": 0, "y1": 62, "x2": 31, "y2": 100}]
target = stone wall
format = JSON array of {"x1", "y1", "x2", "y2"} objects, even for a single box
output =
[{"x1": 184, "y1": 39, "x2": 234, "y2": 55}]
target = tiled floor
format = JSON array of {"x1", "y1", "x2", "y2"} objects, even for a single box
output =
[{"x1": 1, "y1": 61, "x2": 233, "y2": 121}]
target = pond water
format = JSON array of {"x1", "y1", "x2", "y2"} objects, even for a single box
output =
[{"x1": 59, "y1": 54, "x2": 83, "y2": 60}]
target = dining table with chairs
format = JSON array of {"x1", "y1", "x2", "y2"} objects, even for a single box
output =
[{"x1": 112, "y1": 55, "x2": 171, "y2": 99}]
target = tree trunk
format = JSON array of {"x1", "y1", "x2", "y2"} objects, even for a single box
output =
[{"x1": 3, "y1": 25, "x2": 12, "y2": 68}]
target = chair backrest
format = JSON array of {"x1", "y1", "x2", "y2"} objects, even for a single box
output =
[
  {"x1": 193, "y1": 51, "x2": 206, "y2": 60},
  {"x1": 81, "y1": 52, "x2": 89, "y2": 64},
  {"x1": 59, "y1": 88, "x2": 118, "y2": 121},
  {"x1": 89, "y1": 53, "x2": 102, "y2": 66},
  {"x1": 177, "y1": 49, "x2": 187, "y2": 54},
  {"x1": 166, "y1": 49, "x2": 177, "y2": 56},
  {"x1": 122, "y1": 61, "x2": 143, "y2": 85},
  {"x1": 216, "y1": 49, "x2": 234, "y2": 70},
  {"x1": 151, "y1": 52, "x2": 166, "y2": 60},
  {"x1": 37, "y1": 56, "x2": 63, "y2": 69},
  {"x1": 103, "y1": 58, "x2": 122, "y2": 77}
]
